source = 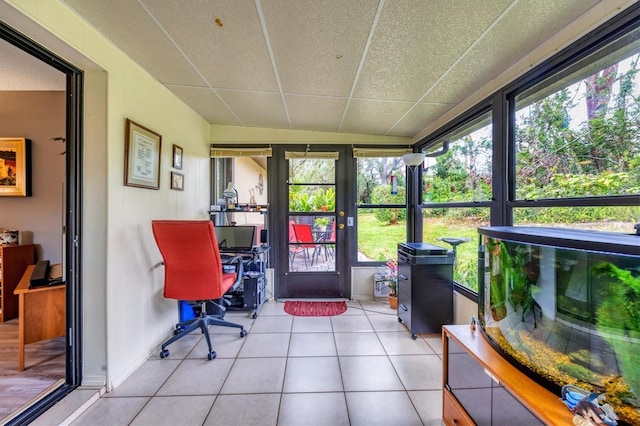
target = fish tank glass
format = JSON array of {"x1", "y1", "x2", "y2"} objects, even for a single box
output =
[{"x1": 478, "y1": 227, "x2": 640, "y2": 425}]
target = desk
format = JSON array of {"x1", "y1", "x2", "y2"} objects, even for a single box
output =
[
  {"x1": 221, "y1": 246, "x2": 270, "y2": 318},
  {"x1": 14, "y1": 265, "x2": 66, "y2": 371}
]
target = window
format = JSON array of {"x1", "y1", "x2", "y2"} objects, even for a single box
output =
[
  {"x1": 423, "y1": 116, "x2": 493, "y2": 204},
  {"x1": 356, "y1": 150, "x2": 408, "y2": 262},
  {"x1": 513, "y1": 26, "x2": 640, "y2": 230},
  {"x1": 288, "y1": 155, "x2": 337, "y2": 272},
  {"x1": 420, "y1": 112, "x2": 493, "y2": 291}
]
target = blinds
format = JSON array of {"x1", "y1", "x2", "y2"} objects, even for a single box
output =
[
  {"x1": 285, "y1": 151, "x2": 339, "y2": 160},
  {"x1": 352, "y1": 147, "x2": 412, "y2": 158},
  {"x1": 210, "y1": 147, "x2": 272, "y2": 157},
  {"x1": 210, "y1": 147, "x2": 413, "y2": 158}
]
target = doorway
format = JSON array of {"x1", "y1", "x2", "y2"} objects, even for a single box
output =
[
  {"x1": 275, "y1": 145, "x2": 351, "y2": 298},
  {"x1": 0, "y1": 21, "x2": 82, "y2": 425}
]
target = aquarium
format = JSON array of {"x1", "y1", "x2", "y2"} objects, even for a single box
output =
[{"x1": 478, "y1": 226, "x2": 640, "y2": 425}]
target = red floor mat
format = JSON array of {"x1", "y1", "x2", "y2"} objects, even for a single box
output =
[{"x1": 283, "y1": 301, "x2": 347, "y2": 317}]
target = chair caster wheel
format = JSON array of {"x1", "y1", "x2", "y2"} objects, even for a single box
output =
[
  {"x1": 208, "y1": 351, "x2": 217, "y2": 360},
  {"x1": 240, "y1": 329, "x2": 248, "y2": 337},
  {"x1": 411, "y1": 334, "x2": 417, "y2": 340},
  {"x1": 173, "y1": 327, "x2": 184, "y2": 336},
  {"x1": 160, "y1": 349, "x2": 169, "y2": 358},
  {"x1": 398, "y1": 317, "x2": 402, "y2": 323}
]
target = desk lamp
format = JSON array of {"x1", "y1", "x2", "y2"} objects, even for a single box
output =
[{"x1": 223, "y1": 182, "x2": 238, "y2": 210}]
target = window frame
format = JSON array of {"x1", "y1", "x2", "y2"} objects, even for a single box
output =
[
  {"x1": 414, "y1": 4, "x2": 640, "y2": 296},
  {"x1": 354, "y1": 147, "x2": 411, "y2": 265}
]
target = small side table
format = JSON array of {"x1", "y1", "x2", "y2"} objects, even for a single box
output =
[{"x1": 14, "y1": 265, "x2": 66, "y2": 371}]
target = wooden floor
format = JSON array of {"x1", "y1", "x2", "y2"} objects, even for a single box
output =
[{"x1": 0, "y1": 318, "x2": 66, "y2": 421}]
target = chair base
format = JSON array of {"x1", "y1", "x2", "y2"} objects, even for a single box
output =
[{"x1": 160, "y1": 308, "x2": 247, "y2": 360}]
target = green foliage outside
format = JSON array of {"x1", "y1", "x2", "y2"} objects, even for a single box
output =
[
  {"x1": 289, "y1": 186, "x2": 335, "y2": 212},
  {"x1": 359, "y1": 212, "x2": 483, "y2": 291},
  {"x1": 370, "y1": 184, "x2": 406, "y2": 223},
  {"x1": 358, "y1": 213, "x2": 406, "y2": 261}
]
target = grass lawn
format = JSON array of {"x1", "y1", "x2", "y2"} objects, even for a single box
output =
[{"x1": 358, "y1": 213, "x2": 487, "y2": 290}]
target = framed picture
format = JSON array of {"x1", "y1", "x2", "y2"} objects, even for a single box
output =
[
  {"x1": 0, "y1": 138, "x2": 32, "y2": 197},
  {"x1": 172, "y1": 144, "x2": 183, "y2": 169},
  {"x1": 124, "y1": 119, "x2": 162, "y2": 189},
  {"x1": 170, "y1": 171, "x2": 184, "y2": 191}
]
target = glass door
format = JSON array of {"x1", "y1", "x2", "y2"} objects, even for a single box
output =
[{"x1": 277, "y1": 146, "x2": 349, "y2": 298}]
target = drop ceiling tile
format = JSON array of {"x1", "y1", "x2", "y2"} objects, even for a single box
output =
[
  {"x1": 260, "y1": 0, "x2": 378, "y2": 97},
  {"x1": 386, "y1": 102, "x2": 453, "y2": 138},
  {"x1": 353, "y1": 0, "x2": 512, "y2": 102},
  {"x1": 340, "y1": 99, "x2": 412, "y2": 136},
  {"x1": 63, "y1": 0, "x2": 206, "y2": 86},
  {"x1": 142, "y1": 0, "x2": 278, "y2": 92},
  {"x1": 167, "y1": 85, "x2": 241, "y2": 125},
  {"x1": 526, "y1": 0, "x2": 604, "y2": 71},
  {"x1": 56, "y1": 0, "x2": 612, "y2": 138},
  {"x1": 218, "y1": 90, "x2": 289, "y2": 129},
  {"x1": 423, "y1": 0, "x2": 599, "y2": 105},
  {"x1": 284, "y1": 94, "x2": 348, "y2": 132}
]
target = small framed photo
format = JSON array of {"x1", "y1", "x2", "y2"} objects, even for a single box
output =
[
  {"x1": 124, "y1": 119, "x2": 161, "y2": 190},
  {"x1": 172, "y1": 144, "x2": 183, "y2": 169},
  {"x1": 171, "y1": 171, "x2": 184, "y2": 191},
  {"x1": 0, "y1": 138, "x2": 32, "y2": 197}
]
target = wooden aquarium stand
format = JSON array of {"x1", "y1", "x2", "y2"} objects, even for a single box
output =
[{"x1": 442, "y1": 324, "x2": 574, "y2": 425}]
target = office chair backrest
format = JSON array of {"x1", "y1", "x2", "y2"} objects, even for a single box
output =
[{"x1": 152, "y1": 220, "x2": 227, "y2": 301}]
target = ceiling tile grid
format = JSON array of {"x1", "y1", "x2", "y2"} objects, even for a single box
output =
[
  {"x1": 353, "y1": 0, "x2": 513, "y2": 102},
  {"x1": 284, "y1": 94, "x2": 349, "y2": 133},
  {"x1": 51, "y1": 0, "x2": 613, "y2": 138},
  {"x1": 144, "y1": 0, "x2": 279, "y2": 92},
  {"x1": 340, "y1": 98, "x2": 414, "y2": 136},
  {"x1": 261, "y1": 0, "x2": 379, "y2": 98},
  {"x1": 64, "y1": 0, "x2": 207, "y2": 87},
  {"x1": 217, "y1": 89, "x2": 289, "y2": 129},
  {"x1": 167, "y1": 85, "x2": 243, "y2": 126}
]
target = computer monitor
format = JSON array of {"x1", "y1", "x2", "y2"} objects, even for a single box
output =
[{"x1": 214, "y1": 225, "x2": 255, "y2": 251}]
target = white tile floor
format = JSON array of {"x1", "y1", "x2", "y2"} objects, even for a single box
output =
[{"x1": 57, "y1": 300, "x2": 445, "y2": 425}]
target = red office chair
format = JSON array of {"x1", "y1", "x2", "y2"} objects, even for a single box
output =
[{"x1": 152, "y1": 220, "x2": 248, "y2": 360}]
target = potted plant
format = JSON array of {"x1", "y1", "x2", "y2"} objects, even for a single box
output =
[{"x1": 386, "y1": 260, "x2": 398, "y2": 309}]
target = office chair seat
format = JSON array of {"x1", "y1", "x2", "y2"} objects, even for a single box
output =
[{"x1": 152, "y1": 220, "x2": 248, "y2": 360}]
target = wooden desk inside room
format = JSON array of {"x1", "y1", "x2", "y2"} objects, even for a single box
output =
[{"x1": 14, "y1": 264, "x2": 66, "y2": 371}]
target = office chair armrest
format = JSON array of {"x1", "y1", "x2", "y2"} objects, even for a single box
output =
[{"x1": 222, "y1": 255, "x2": 244, "y2": 289}]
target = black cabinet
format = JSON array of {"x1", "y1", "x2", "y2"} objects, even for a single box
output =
[{"x1": 397, "y1": 243, "x2": 454, "y2": 338}]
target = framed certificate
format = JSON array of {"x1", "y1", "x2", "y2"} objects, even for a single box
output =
[{"x1": 124, "y1": 119, "x2": 162, "y2": 190}]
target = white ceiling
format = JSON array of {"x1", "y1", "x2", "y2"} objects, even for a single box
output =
[
  {"x1": 0, "y1": 37, "x2": 66, "y2": 90},
  {"x1": 7, "y1": 0, "x2": 605, "y2": 139}
]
